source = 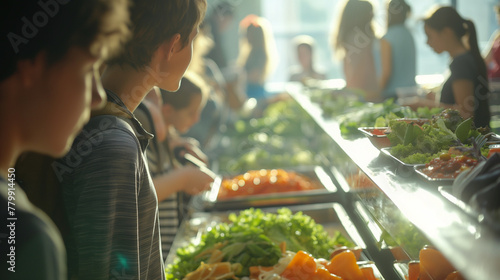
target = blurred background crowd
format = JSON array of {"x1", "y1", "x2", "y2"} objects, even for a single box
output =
[{"x1": 194, "y1": 0, "x2": 500, "y2": 137}]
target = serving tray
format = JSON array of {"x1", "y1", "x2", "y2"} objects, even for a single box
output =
[
  {"x1": 380, "y1": 147, "x2": 422, "y2": 168},
  {"x1": 413, "y1": 164, "x2": 454, "y2": 184},
  {"x1": 201, "y1": 165, "x2": 339, "y2": 211},
  {"x1": 166, "y1": 203, "x2": 368, "y2": 270}
]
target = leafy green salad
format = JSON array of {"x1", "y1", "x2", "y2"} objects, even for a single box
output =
[
  {"x1": 165, "y1": 208, "x2": 354, "y2": 279},
  {"x1": 387, "y1": 109, "x2": 489, "y2": 164}
]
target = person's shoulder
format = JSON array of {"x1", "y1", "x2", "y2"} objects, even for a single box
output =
[
  {"x1": 76, "y1": 115, "x2": 138, "y2": 144},
  {"x1": 65, "y1": 116, "x2": 141, "y2": 163},
  {"x1": 453, "y1": 52, "x2": 476, "y2": 66},
  {"x1": 450, "y1": 52, "x2": 477, "y2": 78}
]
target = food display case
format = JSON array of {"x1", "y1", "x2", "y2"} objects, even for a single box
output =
[
  {"x1": 166, "y1": 82, "x2": 499, "y2": 279},
  {"x1": 285, "y1": 82, "x2": 500, "y2": 280}
]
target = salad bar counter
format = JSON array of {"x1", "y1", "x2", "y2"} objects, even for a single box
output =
[
  {"x1": 164, "y1": 82, "x2": 500, "y2": 280},
  {"x1": 285, "y1": 83, "x2": 500, "y2": 280}
]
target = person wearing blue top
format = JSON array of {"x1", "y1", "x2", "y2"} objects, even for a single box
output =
[{"x1": 379, "y1": 0, "x2": 416, "y2": 100}]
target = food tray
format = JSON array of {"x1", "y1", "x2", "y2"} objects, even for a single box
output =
[
  {"x1": 380, "y1": 147, "x2": 421, "y2": 168},
  {"x1": 414, "y1": 164, "x2": 454, "y2": 184},
  {"x1": 358, "y1": 127, "x2": 391, "y2": 149},
  {"x1": 166, "y1": 203, "x2": 368, "y2": 268},
  {"x1": 201, "y1": 165, "x2": 339, "y2": 211}
]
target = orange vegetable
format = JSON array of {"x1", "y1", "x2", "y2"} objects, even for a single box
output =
[
  {"x1": 419, "y1": 246, "x2": 456, "y2": 280},
  {"x1": 218, "y1": 169, "x2": 319, "y2": 199},
  {"x1": 330, "y1": 246, "x2": 362, "y2": 261},
  {"x1": 360, "y1": 266, "x2": 378, "y2": 280},
  {"x1": 325, "y1": 250, "x2": 364, "y2": 280},
  {"x1": 407, "y1": 261, "x2": 420, "y2": 280},
  {"x1": 310, "y1": 267, "x2": 342, "y2": 280},
  {"x1": 281, "y1": 250, "x2": 317, "y2": 280}
]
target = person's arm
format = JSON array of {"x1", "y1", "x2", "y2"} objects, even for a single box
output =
[
  {"x1": 153, "y1": 166, "x2": 213, "y2": 202},
  {"x1": 62, "y1": 128, "x2": 144, "y2": 279},
  {"x1": 379, "y1": 39, "x2": 392, "y2": 92},
  {"x1": 451, "y1": 79, "x2": 475, "y2": 119},
  {"x1": 168, "y1": 136, "x2": 209, "y2": 165}
]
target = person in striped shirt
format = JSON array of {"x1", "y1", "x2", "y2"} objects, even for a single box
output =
[{"x1": 135, "y1": 74, "x2": 213, "y2": 260}]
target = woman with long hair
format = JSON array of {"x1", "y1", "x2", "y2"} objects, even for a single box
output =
[
  {"x1": 408, "y1": 6, "x2": 490, "y2": 128},
  {"x1": 332, "y1": 0, "x2": 379, "y2": 101},
  {"x1": 237, "y1": 14, "x2": 278, "y2": 100}
]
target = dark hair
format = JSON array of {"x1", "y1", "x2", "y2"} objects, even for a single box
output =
[
  {"x1": 160, "y1": 74, "x2": 207, "y2": 110},
  {"x1": 424, "y1": 6, "x2": 487, "y2": 83},
  {"x1": 110, "y1": 0, "x2": 207, "y2": 69},
  {"x1": 387, "y1": 0, "x2": 411, "y2": 27},
  {"x1": 334, "y1": 0, "x2": 374, "y2": 55},
  {"x1": 0, "y1": 0, "x2": 130, "y2": 81}
]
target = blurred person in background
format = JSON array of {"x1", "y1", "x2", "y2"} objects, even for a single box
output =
[
  {"x1": 1, "y1": 0, "x2": 129, "y2": 278},
  {"x1": 184, "y1": 25, "x2": 246, "y2": 148},
  {"x1": 206, "y1": 1, "x2": 235, "y2": 72},
  {"x1": 405, "y1": 6, "x2": 490, "y2": 128},
  {"x1": 332, "y1": 0, "x2": 380, "y2": 102},
  {"x1": 237, "y1": 14, "x2": 287, "y2": 110},
  {"x1": 484, "y1": 4, "x2": 500, "y2": 80},
  {"x1": 379, "y1": 0, "x2": 416, "y2": 101},
  {"x1": 205, "y1": 1, "x2": 247, "y2": 112},
  {"x1": 289, "y1": 35, "x2": 327, "y2": 83}
]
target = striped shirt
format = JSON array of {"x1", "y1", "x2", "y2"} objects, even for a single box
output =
[
  {"x1": 135, "y1": 103, "x2": 187, "y2": 261},
  {"x1": 55, "y1": 91, "x2": 165, "y2": 280}
]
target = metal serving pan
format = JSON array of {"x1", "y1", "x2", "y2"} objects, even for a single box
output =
[
  {"x1": 200, "y1": 165, "x2": 339, "y2": 211},
  {"x1": 166, "y1": 202, "x2": 367, "y2": 267}
]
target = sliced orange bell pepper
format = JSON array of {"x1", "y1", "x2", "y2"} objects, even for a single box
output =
[
  {"x1": 281, "y1": 250, "x2": 317, "y2": 280},
  {"x1": 310, "y1": 267, "x2": 342, "y2": 280},
  {"x1": 325, "y1": 250, "x2": 364, "y2": 280},
  {"x1": 419, "y1": 247, "x2": 455, "y2": 280},
  {"x1": 407, "y1": 261, "x2": 420, "y2": 280}
]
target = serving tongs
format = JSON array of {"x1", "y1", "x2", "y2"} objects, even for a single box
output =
[{"x1": 173, "y1": 146, "x2": 217, "y2": 179}]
